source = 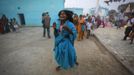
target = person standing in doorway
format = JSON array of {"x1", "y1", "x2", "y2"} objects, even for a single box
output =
[{"x1": 42, "y1": 12, "x2": 51, "y2": 38}]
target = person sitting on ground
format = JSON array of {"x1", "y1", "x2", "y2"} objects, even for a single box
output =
[
  {"x1": 122, "y1": 13, "x2": 133, "y2": 41},
  {"x1": 12, "y1": 18, "x2": 19, "y2": 32},
  {"x1": 122, "y1": 22, "x2": 132, "y2": 41},
  {"x1": 129, "y1": 12, "x2": 134, "y2": 44},
  {"x1": 129, "y1": 25, "x2": 134, "y2": 44}
]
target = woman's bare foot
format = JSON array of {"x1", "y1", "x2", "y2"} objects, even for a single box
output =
[
  {"x1": 76, "y1": 62, "x2": 79, "y2": 66},
  {"x1": 56, "y1": 66, "x2": 61, "y2": 71}
]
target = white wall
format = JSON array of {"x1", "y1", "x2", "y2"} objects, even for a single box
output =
[
  {"x1": 100, "y1": 0, "x2": 134, "y2": 12},
  {"x1": 65, "y1": 0, "x2": 97, "y2": 14},
  {"x1": 65, "y1": 0, "x2": 134, "y2": 13}
]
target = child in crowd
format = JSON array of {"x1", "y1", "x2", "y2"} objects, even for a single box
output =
[{"x1": 86, "y1": 17, "x2": 92, "y2": 39}]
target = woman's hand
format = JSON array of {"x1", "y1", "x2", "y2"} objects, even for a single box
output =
[
  {"x1": 62, "y1": 25, "x2": 68, "y2": 30},
  {"x1": 53, "y1": 22, "x2": 56, "y2": 29},
  {"x1": 63, "y1": 25, "x2": 73, "y2": 34}
]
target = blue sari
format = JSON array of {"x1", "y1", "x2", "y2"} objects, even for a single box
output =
[{"x1": 53, "y1": 20, "x2": 77, "y2": 69}]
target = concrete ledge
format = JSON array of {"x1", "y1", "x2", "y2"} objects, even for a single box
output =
[{"x1": 94, "y1": 33, "x2": 134, "y2": 75}]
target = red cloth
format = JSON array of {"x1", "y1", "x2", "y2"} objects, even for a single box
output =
[{"x1": 0, "y1": 20, "x2": 3, "y2": 33}]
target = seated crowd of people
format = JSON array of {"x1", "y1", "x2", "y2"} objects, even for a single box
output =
[{"x1": 0, "y1": 14, "x2": 20, "y2": 34}]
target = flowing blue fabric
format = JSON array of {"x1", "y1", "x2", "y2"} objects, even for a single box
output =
[{"x1": 53, "y1": 20, "x2": 77, "y2": 69}]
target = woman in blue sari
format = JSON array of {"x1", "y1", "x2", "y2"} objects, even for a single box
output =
[{"x1": 53, "y1": 10, "x2": 78, "y2": 71}]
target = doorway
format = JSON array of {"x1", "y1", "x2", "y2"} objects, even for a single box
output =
[{"x1": 18, "y1": 13, "x2": 26, "y2": 25}]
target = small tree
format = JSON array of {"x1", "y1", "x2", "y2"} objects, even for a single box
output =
[{"x1": 108, "y1": 10, "x2": 117, "y2": 16}]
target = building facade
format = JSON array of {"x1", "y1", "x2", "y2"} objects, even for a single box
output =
[{"x1": 0, "y1": 0, "x2": 64, "y2": 26}]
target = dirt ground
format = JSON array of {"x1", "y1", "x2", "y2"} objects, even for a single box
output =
[{"x1": 0, "y1": 27, "x2": 132, "y2": 75}]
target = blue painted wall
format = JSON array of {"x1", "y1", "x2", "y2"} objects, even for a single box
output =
[{"x1": 0, "y1": 0, "x2": 64, "y2": 26}]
